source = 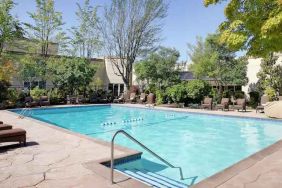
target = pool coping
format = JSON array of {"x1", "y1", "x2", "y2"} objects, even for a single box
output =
[
  {"x1": 191, "y1": 140, "x2": 282, "y2": 188},
  {"x1": 5, "y1": 104, "x2": 282, "y2": 188}
]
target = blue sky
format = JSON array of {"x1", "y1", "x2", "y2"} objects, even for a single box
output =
[{"x1": 12, "y1": 0, "x2": 227, "y2": 61}]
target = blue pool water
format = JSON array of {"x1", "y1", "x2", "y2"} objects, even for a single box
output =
[{"x1": 12, "y1": 105, "x2": 282, "y2": 185}]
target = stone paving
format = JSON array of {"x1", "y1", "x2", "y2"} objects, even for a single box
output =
[
  {"x1": 0, "y1": 104, "x2": 282, "y2": 188},
  {"x1": 0, "y1": 109, "x2": 143, "y2": 188}
]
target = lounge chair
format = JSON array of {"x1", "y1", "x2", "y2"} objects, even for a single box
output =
[
  {"x1": 216, "y1": 98, "x2": 229, "y2": 111},
  {"x1": 146, "y1": 93, "x2": 156, "y2": 106},
  {"x1": 25, "y1": 97, "x2": 38, "y2": 108},
  {"x1": 129, "y1": 93, "x2": 137, "y2": 103},
  {"x1": 39, "y1": 96, "x2": 50, "y2": 106},
  {"x1": 138, "y1": 93, "x2": 146, "y2": 104},
  {"x1": 278, "y1": 96, "x2": 282, "y2": 101},
  {"x1": 0, "y1": 121, "x2": 3, "y2": 124},
  {"x1": 233, "y1": 99, "x2": 246, "y2": 112},
  {"x1": 113, "y1": 93, "x2": 124, "y2": 103},
  {"x1": 98, "y1": 95, "x2": 108, "y2": 103},
  {"x1": 0, "y1": 124, "x2": 12, "y2": 131},
  {"x1": 90, "y1": 93, "x2": 98, "y2": 103},
  {"x1": 256, "y1": 95, "x2": 269, "y2": 113},
  {"x1": 77, "y1": 95, "x2": 86, "y2": 104},
  {"x1": 201, "y1": 97, "x2": 213, "y2": 110},
  {"x1": 0, "y1": 128, "x2": 26, "y2": 146}
]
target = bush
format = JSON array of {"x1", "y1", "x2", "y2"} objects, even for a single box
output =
[
  {"x1": 155, "y1": 89, "x2": 166, "y2": 105},
  {"x1": 7, "y1": 89, "x2": 25, "y2": 106},
  {"x1": 249, "y1": 91, "x2": 260, "y2": 108},
  {"x1": 0, "y1": 81, "x2": 10, "y2": 103},
  {"x1": 30, "y1": 86, "x2": 47, "y2": 100},
  {"x1": 186, "y1": 80, "x2": 211, "y2": 103},
  {"x1": 166, "y1": 83, "x2": 187, "y2": 103},
  {"x1": 265, "y1": 87, "x2": 276, "y2": 101},
  {"x1": 49, "y1": 89, "x2": 65, "y2": 105},
  {"x1": 234, "y1": 91, "x2": 245, "y2": 99}
]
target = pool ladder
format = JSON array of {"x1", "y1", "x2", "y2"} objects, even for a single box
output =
[
  {"x1": 18, "y1": 108, "x2": 33, "y2": 119},
  {"x1": 111, "y1": 130, "x2": 184, "y2": 184}
]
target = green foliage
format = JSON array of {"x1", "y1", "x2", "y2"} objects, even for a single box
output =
[
  {"x1": 135, "y1": 47, "x2": 180, "y2": 89},
  {"x1": 234, "y1": 91, "x2": 245, "y2": 99},
  {"x1": 188, "y1": 34, "x2": 248, "y2": 94},
  {"x1": 0, "y1": 80, "x2": 9, "y2": 102},
  {"x1": 257, "y1": 53, "x2": 282, "y2": 95},
  {"x1": 48, "y1": 88, "x2": 64, "y2": 105},
  {"x1": 166, "y1": 83, "x2": 187, "y2": 103},
  {"x1": 6, "y1": 88, "x2": 25, "y2": 106},
  {"x1": 165, "y1": 80, "x2": 211, "y2": 104},
  {"x1": 25, "y1": 0, "x2": 65, "y2": 56},
  {"x1": 249, "y1": 91, "x2": 260, "y2": 108},
  {"x1": 0, "y1": 0, "x2": 23, "y2": 54},
  {"x1": 265, "y1": 87, "x2": 276, "y2": 101},
  {"x1": 47, "y1": 57, "x2": 97, "y2": 95},
  {"x1": 30, "y1": 86, "x2": 46, "y2": 100},
  {"x1": 204, "y1": 0, "x2": 282, "y2": 57},
  {"x1": 70, "y1": 0, "x2": 101, "y2": 58},
  {"x1": 17, "y1": 55, "x2": 41, "y2": 84},
  {"x1": 186, "y1": 80, "x2": 211, "y2": 102},
  {"x1": 155, "y1": 89, "x2": 166, "y2": 105}
]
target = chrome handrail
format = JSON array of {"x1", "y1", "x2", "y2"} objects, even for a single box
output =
[
  {"x1": 18, "y1": 108, "x2": 32, "y2": 119},
  {"x1": 111, "y1": 130, "x2": 184, "y2": 184}
]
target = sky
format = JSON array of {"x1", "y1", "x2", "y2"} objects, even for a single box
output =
[{"x1": 12, "y1": 0, "x2": 228, "y2": 61}]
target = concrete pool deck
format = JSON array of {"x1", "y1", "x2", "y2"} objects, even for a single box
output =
[{"x1": 0, "y1": 104, "x2": 282, "y2": 188}]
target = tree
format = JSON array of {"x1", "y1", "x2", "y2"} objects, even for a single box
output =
[
  {"x1": 204, "y1": 0, "x2": 282, "y2": 57},
  {"x1": 0, "y1": 0, "x2": 23, "y2": 56},
  {"x1": 47, "y1": 57, "x2": 97, "y2": 96},
  {"x1": 70, "y1": 0, "x2": 101, "y2": 59},
  {"x1": 188, "y1": 34, "x2": 248, "y2": 95},
  {"x1": 100, "y1": 0, "x2": 168, "y2": 89},
  {"x1": 134, "y1": 47, "x2": 180, "y2": 89},
  {"x1": 25, "y1": 0, "x2": 64, "y2": 56},
  {"x1": 257, "y1": 53, "x2": 282, "y2": 95}
]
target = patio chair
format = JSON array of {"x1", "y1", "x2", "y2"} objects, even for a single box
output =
[
  {"x1": 39, "y1": 96, "x2": 50, "y2": 106},
  {"x1": 201, "y1": 97, "x2": 213, "y2": 110},
  {"x1": 77, "y1": 95, "x2": 86, "y2": 104},
  {"x1": 25, "y1": 97, "x2": 38, "y2": 108},
  {"x1": 138, "y1": 93, "x2": 146, "y2": 104},
  {"x1": 0, "y1": 124, "x2": 12, "y2": 131},
  {"x1": 256, "y1": 95, "x2": 269, "y2": 113},
  {"x1": 146, "y1": 93, "x2": 156, "y2": 106},
  {"x1": 233, "y1": 98, "x2": 246, "y2": 112},
  {"x1": 113, "y1": 93, "x2": 125, "y2": 103},
  {"x1": 98, "y1": 95, "x2": 108, "y2": 103},
  {"x1": 129, "y1": 93, "x2": 137, "y2": 103},
  {"x1": 216, "y1": 98, "x2": 229, "y2": 111},
  {"x1": 0, "y1": 128, "x2": 26, "y2": 146}
]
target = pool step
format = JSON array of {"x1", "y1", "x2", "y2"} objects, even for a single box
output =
[{"x1": 120, "y1": 168, "x2": 187, "y2": 188}]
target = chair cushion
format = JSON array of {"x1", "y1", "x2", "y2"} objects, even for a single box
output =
[{"x1": 0, "y1": 128, "x2": 26, "y2": 138}]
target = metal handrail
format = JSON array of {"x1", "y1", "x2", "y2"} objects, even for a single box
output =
[
  {"x1": 111, "y1": 130, "x2": 184, "y2": 184},
  {"x1": 18, "y1": 108, "x2": 32, "y2": 119}
]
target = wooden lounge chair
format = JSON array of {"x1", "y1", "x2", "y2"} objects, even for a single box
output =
[
  {"x1": 39, "y1": 96, "x2": 50, "y2": 106},
  {"x1": 25, "y1": 97, "x2": 38, "y2": 108},
  {"x1": 146, "y1": 93, "x2": 156, "y2": 106},
  {"x1": 129, "y1": 93, "x2": 137, "y2": 103},
  {"x1": 256, "y1": 95, "x2": 269, "y2": 113},
  {"x1": 233, "y1": 99, "x2": 246, "y2": 112},
  {"x1": 138, "y1": 93, "x2": 146, "y2": 104},
  {"x1": 0, "y1": 124, "x2": 12, "y2": 131},
  {"x1": 113, "y1": 93, "x2": 124, "y2": 103},
  {"x1": 0, "y1": 128, "x2": 26, "y2": 146},
  {"x1": 201, "y1": 97, "x2": 213, "y2": 110},
  {"x1": 216, "y1": 98, "x2": 229, "y2": 111}
]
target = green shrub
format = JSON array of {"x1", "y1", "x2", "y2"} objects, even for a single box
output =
[
  {"x1": 234, "y1": 91, "x2": 245, "y2": 99},
  {"x1": 0, "y1": 81, "x2": 10, "y2": 103},
  {"x1": 166, "y1": 83, "x2": 187, "y2": 103},
  {"x1": 155, "y1": 89, "x2": 165, "y2": 105},
  {"x1": 186, "y1": 80, "x2": 211, "y2": 103},
  {"x1": 48, "y1": 89, "x2": 65, "y2": 105},
  {"x1": 265, "y1": 87, "x2": 276, "y2": 101},
  {"x1": 30, "y1": 86, "x2": 46, "y2": 100},
  {"x1": 249, "y1": 91, "x2": 260, "y2": 108}
]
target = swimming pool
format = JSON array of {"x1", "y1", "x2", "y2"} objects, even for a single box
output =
[{"x1": 12, "y1": 105, "x2": 282, "y2": 186}]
